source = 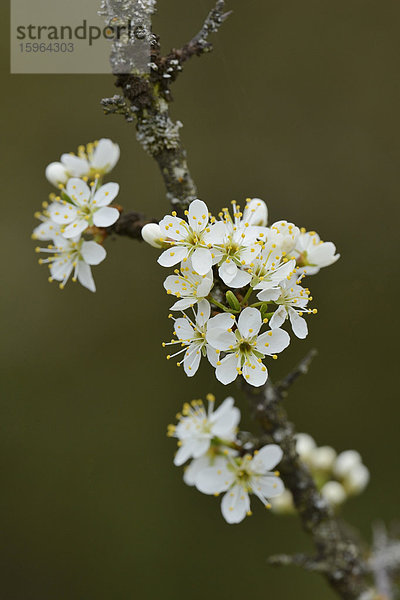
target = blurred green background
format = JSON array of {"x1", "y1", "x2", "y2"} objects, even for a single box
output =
[{"x1": 1, "y1": 0, "x2": 399, "y2": 598}]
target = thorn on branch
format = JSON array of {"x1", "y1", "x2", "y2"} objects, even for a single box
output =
[
  {"x1": 268, "y1": 553, "x2": 330, "y2": 574},
  {"x1": 161, "y1": 1, "x2": 232, "y2": 82},
  {"x1": 101, "y1": 94, "x2": 135, "y2": 122}
]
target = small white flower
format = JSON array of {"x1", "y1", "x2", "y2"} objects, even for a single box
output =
[
  {"x1": 270, "y1": 489, "x2": 295, "y2": 514},
  {"x1": 207, "y1": 307, "x2": 290, "y2": 387},
  {"x1": 241, "y1": 198, "x2": 268, "y2": 227},
  {"x1": 343, "y1": 464, "x2": 370, "y2": 495},
  {"x1": 45, "y1": 162, "x2": 69, "y2": 187},
  {"x1": 36, "y1": 237, "x2": 106, "y2": 292},
  {"x1": 165, "y1": 299, "x2": 220, "y2": 376},
  {"x1": 295, "y1": 433, "x2": 317, "y2": 461},
  {"x1": 321, "y1": 481, "x2": 347, "y2": 507},
  {"x1": 294, "y1": 230, "x2": 340, "y2": 275},
  {"x1": 206, "y1": 202, "x2": 267, "y2": 288},
  {"x1": 195, "y1": 444, "x2": 285, "y2": 524},
  {"x1": 169, "y1": 396, "x2": 240, "y2": 466},
  {"x1": 307, "y1": 446, "x2": 337, "y2": 472},
  {"x1": 259, "y1": 278, "x2": 314, "y2": 339},
  {"x1": 46, "y1": 139, "x2": 120, "y2": 186},
  {"x1": 267, "y1": 221, "x2": 300, "y2": 254},
  {"x1": 141, "y1": 223, "x2": 164, "y2": 248},
  {"x1": 251, "y1": 240, "x2": 297, "y2": 300},
  {"x1": 158, "y1": 199, "x2": 216, "y2": 275},
  {"x1": 163, "y1": 258, "x2": 213, "y2": 310},
  {"x1": 48, "y1": 178, "x2": 120, "y2": 239},
  {"x1": 333, "y1": 450, "x2": 362, "y2": 479},
  {"x1": 334, "y1": 451, "x2": 369, "y2": 495}
]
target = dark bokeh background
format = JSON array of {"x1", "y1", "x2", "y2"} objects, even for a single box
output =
[{"x1": 1, "y1": 1, "x2": 399, "y2": 598}]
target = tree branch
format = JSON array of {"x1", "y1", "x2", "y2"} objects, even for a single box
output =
[
  {"x1": 106, "y1": 209, "x2": 157, "y2": 240},
  {"x1": 101, "y1": 0, "x2": 231, "y2": 215},
  {"x1": 240, "y1": 358, "x2": 373, "y2": 600}
]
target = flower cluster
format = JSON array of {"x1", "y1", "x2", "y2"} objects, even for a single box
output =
[
  {"x1": 270, "y1": 433, "x2": 370, "y2": 514},
  {"x1": 143, "y1": 198, "x2": 339, "y2": 386},
  {"x1": 168, "y1": 394, "x2": 285, "y2": 524},
  {"x1": 32, "y1": 139, "x2": 121, "y2": 292}
]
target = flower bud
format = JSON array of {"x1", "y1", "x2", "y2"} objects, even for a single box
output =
[
  {"x1": 226, "y1": 290, "x2": 241, "y2": 311},
  {"x1": 141, "y1": 223, "x2": 164, "y2": 248},
  {"x1": 243, "y1": 198, "x2": 268, "y2": 226},
  {"x1": 295, "y1": 433, "x2": 316, "y2": 461},
  {"x1": 333, "y1": 450, "x2": 362, "y2": 479},
  {"x1": 270, "y1": 489, "x2": 294, "y2": 514},
  {"x1": 343, "y1": 464, "x2": 370, "y2": 495},
  {"x1": 45, "y1": 162, "x2": 68, "y2": 187},
  {"x1": 321, "y1": 481, "x2": 346, "y2": 507},
  {"x1": 308, "y1": 446, "x2": 337, "y2": 472}
]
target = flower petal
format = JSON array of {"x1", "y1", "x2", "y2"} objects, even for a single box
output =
[
  {"x1": 188, "y1": 199, "x2": 209, "y2": 233},
  {"x1": 159, "y1": 216, "x2": 187, "y2": 241},
  {"x1": 81, "y1": 241, "x2": 107, "y2": 265},
  {"x1": 93, "y1": 182, "x2": 120, "y2": 207},
  {"x1": 61, "y1": 154, "x2": 90, "y2": 177},
  {"x1": 66, "y1": 178, "x2": 91, "y2": 205},
  {"x1": 237, "y1": 307, "x2": 262, "y2": 338},
  {"x1": 221, "y1": 485, "x2": 250, "y2": 524},
  {"x1": 91, "y1": 139, "x2": 120, "y2": 171},
  {"x1": 219, "y1": 261, "x2": 237, "y2": 285},
  {"x1": 48, "y1": 201, "x2": 78, "y2": 225},
  {"x1": 191, "y1": 247, "x2": 212, "y2": 276},
  {"x1": 77, "y1": 262, "x2": 96, "y2": 292},
  {"x1": 93, "y1": 206, "x2": 120, "y2": 227},
  {"x1": 253, "y1": 444, "x2": 283, "y2": 471},
  {"x1": 183, "y1": 456, "x2": 210, "y2": 486},
  {"x1": 269, "y1": 305, "x2": 287, "y2": 329},
  {"x1": 174, "y1": 317, "x2": 195, "y2": 341},
  {"x1": 289, "y1": 307, "x2": 308, "y2": 339},
  {"x1": 228, "y1": 269, "x2": 252, "y2": 289},
  {"x1": 63, "y1": 218, "x2": 89, "y2": 239},
  {"x1": 158, "y1": 246, "x2": 188, "y2": 268},
  {"x1": 215, "y1": 354, "x2": 239, "y2": 385},
  {"x1": 183, "y1": 345, "x2": 202, "y2": 376},
  {"x1": 195, "y1": 457, "x2": 235, "y2": 494},
  {"x1": 256, "y1": 328, "x2": 290, "y2": 355},
  {"x1": 196, "y1": 299, "x2": 211, "y2": 327},
  {"x1": 242, "y1": 355, "x2": 268, "y2": 387}
]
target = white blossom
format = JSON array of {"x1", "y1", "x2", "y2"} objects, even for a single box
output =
[
  {"x1": 206, "y1": 201, "x2": 267, "y2": 288},
  {"x1": 163, "y1": 258, "x2": 213, "y2": 310},
  {"x1": 158, "y1": 199, "x2": 216, "y2": 275},
  {"x1": 259, "y1": 278, "x2": 315, "y2": 339},
  {"x1": 141, "y1": 223, "x2": 164, "y2": 248},
  {"x1": 295, "y1": 433, "x2": 317, "y2": 461},
  {"x1": 343, "y1": 464, "x2": 370, "y2": 495},
  {"x1": 168, "y1": 396, "x2": 240, "y2": 466},
  {"x1": 267, "y1": 220, "x2": 300, "y2": 254},
  {"x1": 46, "y1": 139, "x2": 120, "y2": 186},
  {"x1": 195, "y1": 444, "x2": 285, "y2": 524},
  {"x1": 36, "y1": 237, "x2": 106, "y2": 292},
  {"x1": 242, "y1": 198, "x2": 268, "y2": 227},
  {"x1": 48, "y1": 178, "x2": 120, "y2": 239},
  {"x1": 251, "y1": 241, "x2": 297, "y2": 300},
  {"x1": 164, "y1": 299, "x2": 220, "y2": 376},
  {"x1": 45, "y1": 162, "x2": 69, "y2": 188},
  {"x1": 294, "y1": 230, "x2": 340, "y2": 275},
  {"x1": 207, "y1": 307, "x2": 290, "y2": 387},
  {"x1": 334, "y1": 450, "x2": 370, "y2": 495},
  {"x1": 307, "y1": 446, "x2": 337, "y2": 472},
  {"x1": 321, "y1": 481, "x2": 347, "y2": 506}
]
